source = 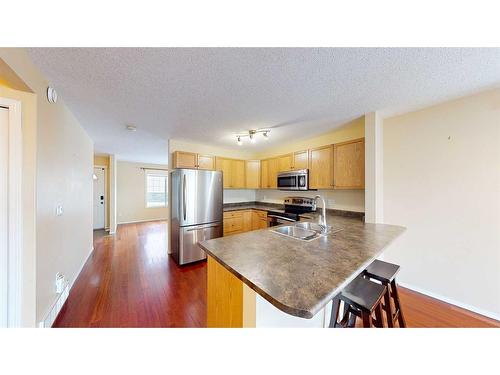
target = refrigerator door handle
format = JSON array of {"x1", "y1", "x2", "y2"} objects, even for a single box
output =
[
  {"x1": 183, "y1": 173, "x2": 187, "y2": 221},
  {"x1": 186, "y1": 223, "x2": 222, "y2": 232}
]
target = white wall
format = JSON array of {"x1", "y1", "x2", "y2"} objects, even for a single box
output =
[
  {"x1": 382, "y1": 88, "x2": 500, "y2": 319},
  {"x1": 1, "y1": 48, "x2": 94, "y2": 324},
  {"x1": 116, "y1": 161, "x2": 168, "y2": 224},
  {"x1": 256, "y1": 189, "x2": 365, "y2": 212},
  {"x1": 223, "y1": 189, "x2": 257, "y2": 203}
]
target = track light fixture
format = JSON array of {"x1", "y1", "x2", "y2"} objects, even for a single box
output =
[{"x1": 235, "y1": 129, "x2": 271, "y2": 145}]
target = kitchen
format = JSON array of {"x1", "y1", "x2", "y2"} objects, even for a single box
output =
[
  {"x1": 169, "y1": 118, "x2": 404, "y2": 327},
  {"x1": 2, "y1": 7, "x2": 499, "y2": 375}
]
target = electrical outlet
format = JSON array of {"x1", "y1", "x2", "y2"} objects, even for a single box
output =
[
  {"x1": 55, "y1": 205, "x2": 63, "y2": 216},
  {"x1": 55, "y1": 273, "x2": 65, "y2": 294}
]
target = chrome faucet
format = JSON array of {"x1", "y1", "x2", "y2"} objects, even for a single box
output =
[{"x1": 314, "y1": 195, "x2": 328, "y2": 234}]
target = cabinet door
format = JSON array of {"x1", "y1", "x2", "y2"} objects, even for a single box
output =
[
  {"x1": 251, "y1": 210, "x2": 268, "y2": 230},
  {"x1": 231, "y1": 159, "x2": 246, "y2": 188},
  {"x1": 245, "y1": 160, "x2": 260, "y2": 189},
  {"x1": 277, "y1": 154, "x2": 293, "y2": 173},
  {"x1": 260, "y1": 159, "x2": 269, "y2": 189},
  {"x1": 242, "y1": 210, "x2": 253, "y2": 232},
  {"x1": 267, "y1": 157, "x2": 279, "y2": 189},
  {"x1": 309, "y1": 145, "x2": 334, "y2": 189},
  {"x1": 293, "y1": 150, "x2": 309, "y2": 170},
  {"x1": 173, "y1": 151, "x2": 197, "y2": 169},
  {"x1": 216, "y1": 157, "x2": 233, "y2": 188},
  {"x1": 334, "y1": 138, "x2": 365, "y2": 189},
  {"x1": 197, "y1": 154, "x2": 215, "y2": 170},
  {"x1": 223, "y1": 211, "x2": 244, "y2": 236}
]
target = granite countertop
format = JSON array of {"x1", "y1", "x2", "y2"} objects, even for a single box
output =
[
  {"x1": 223, "y1": 202, "x2": 285, "y2": 213},
  {"x1": 199, "y1": 213, "x2": 405, "y2": 319}
]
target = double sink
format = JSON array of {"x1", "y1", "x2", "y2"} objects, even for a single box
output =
[{"x1": 271, "y1": 221, "x2": 342, "y2": 241}]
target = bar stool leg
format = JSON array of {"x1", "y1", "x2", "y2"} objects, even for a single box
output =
[
  {"x1": 383, "y1": 285, "x2": 394, "y2": 328},
  {"x1": 374, "y1": 304, "x2": 384, "y2": 328},
  {"x1": 361, "y1": 310, "x2": 372, "y2": 328},
  {"x1": 390, "y1": 279, "x2": 406, "y2": 328},
  {"x1": 329, "y1": 295, "x2": 341, "y2": 328}
]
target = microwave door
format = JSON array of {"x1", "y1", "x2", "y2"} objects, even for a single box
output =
[{"x1": 278, "y1": 175, "x2": 297, "y2": 190}]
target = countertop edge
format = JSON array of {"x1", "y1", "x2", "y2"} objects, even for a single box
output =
[{"x1": 199, "y1": 240, "x2": 315, "y2": 319}]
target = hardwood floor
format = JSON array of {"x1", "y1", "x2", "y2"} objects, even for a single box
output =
[
  {"x1": 54, "y1": 221, "x2": 207, "y2": 327},
  {"x1": 54, "y1": 221, "x2": 499, "y2": 328}
]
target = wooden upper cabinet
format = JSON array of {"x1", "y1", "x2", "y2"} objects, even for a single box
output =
[
  {"x1": 309, "y1": 145, "x2": 334, "y2": 189},
  {"x1": 197, "y1": 154, "x2": 215, "y2": 170},
  {"x1": 277, "y1": 154, "x2": 293, "y2": 173},
  {"x1": 334, "y1": 138, "x2": 365, "y2": 189},
  {"x1": 267, "y1": 157, "x2": 279, "y2": 189},
  {"x1": 260, "y1": 159, "x2": 270, "y2": 189},
  {"x1": 172, "y1": 151, "x2": 198, "y2": 169},
  {"x1": 231, "y1": 159, "x2": 246, "y2": 188},
  {"x1": 172, "y1": 151, "x2": 215, "y2": 170},
  {"x1": 216, "y1": 157, "x2": 232, "y2": 188},
  {"x1": 245, "y1": 160, "x2": 260, "y2": 189},
  {"x1": 293, "y1": 150, "x2": 309, "y2": 170},
  {"x1": 216, "y1": 157, "x2": 245, "y2": 189}
]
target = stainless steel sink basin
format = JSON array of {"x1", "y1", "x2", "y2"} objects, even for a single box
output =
[
  {"x1": 294, "y1": 221, "x2": 344, "y2": 235},
  {"x1": 294, "y1": 221, "x2": 324, "y2": 232},
  {"x1": 271, "y1": 225, "x2": 323, "y2": 241}
]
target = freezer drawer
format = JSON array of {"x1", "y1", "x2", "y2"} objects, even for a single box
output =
[{"x1": 174, "y1": 222, "x2": 222, "y2": 265}]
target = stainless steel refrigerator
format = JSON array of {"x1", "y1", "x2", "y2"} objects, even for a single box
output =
[{"x1": 169, "y1": 169, "x2": 223, "y2": 265}]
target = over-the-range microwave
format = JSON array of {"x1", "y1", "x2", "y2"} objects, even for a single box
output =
[{"x1": 277, "y1": 169, "x2": 309, "y2": 191}]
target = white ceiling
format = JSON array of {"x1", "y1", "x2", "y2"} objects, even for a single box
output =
[{"x1": 27, "y1": 48, "x2": 500, "y2": 164}]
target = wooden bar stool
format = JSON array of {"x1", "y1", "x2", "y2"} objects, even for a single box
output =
[
  {"x1": 363, "y1": 259, "x2": 406, "y2": 328},
  {"x1": 329, "y1": 275, "x2": 386, "y2": 328}
]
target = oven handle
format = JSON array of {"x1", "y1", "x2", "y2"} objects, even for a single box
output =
[{"x1": 267, "y1": 214, "x2": 296, "y2": 222}]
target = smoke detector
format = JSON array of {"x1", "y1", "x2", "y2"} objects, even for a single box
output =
[
  {"x1": 47, "y1": 86, "x2": 58, "y2": 103},
  {"x1": 126, "y1": 124, "x2": 137, "y2": 132}
]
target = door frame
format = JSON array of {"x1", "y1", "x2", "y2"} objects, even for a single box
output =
[
  {"x1": 0, "y1": 97, "x2": 23, "y2": 327},
  {"x1": 93, "y1": 165, "x2": 108, "y2": 230}
]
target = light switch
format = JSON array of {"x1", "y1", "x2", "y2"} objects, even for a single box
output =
[{"x1": 56, "y1": 205, "x2": 63, "y2": 216}]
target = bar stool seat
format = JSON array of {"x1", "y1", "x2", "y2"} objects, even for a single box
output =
[
  {"x1": 342, "y1": 275, "x2": 386, "y2": 312},
  {"x1": 365, "y1": 259, "x2": 400, "y2": 283},
  {"x1": 363, "y1": 259, "x2": 406, "y2": 328},
  {"x1": 330, "y1": 275, "x2": 386, "y2": 328}
]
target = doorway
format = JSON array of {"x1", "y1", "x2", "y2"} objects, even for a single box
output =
[
  {"x1": 93, "y1": 166, "x2": 107, "y2": 230},
  {"x1": 0, "y1": 97, "x2": 22, "y2": 328},
  {"x1": 1, "y1": 106, "x2": 8, "y2": 327}
]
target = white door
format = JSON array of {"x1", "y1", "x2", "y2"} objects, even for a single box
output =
[
  {"x1": 93, "y1": 167, "x2": 106, "y2": 230},
  {"x1": 0, "y1": 107, "x2": 8, "y2": 327}
]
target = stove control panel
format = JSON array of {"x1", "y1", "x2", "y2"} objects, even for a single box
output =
[{"x1": 284, "y1": 197, "x2": 316, "y2": 209}]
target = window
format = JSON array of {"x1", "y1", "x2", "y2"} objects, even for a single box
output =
[{"x1": 146, "y1": 173, "x2": 167, "y2": 208}]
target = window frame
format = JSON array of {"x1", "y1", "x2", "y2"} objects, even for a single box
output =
[{"x1": 144, "y1": 170, "x2": 168, "y2": 209}]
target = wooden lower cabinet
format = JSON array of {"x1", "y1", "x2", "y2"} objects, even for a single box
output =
[
  {"x1": 223, "y1": 209, "x2": 268, "y2": 236},
  {"x1": 207, "y1": 256, "x2": 256, "y2": 328},
  {"x1": 251, "y1": 210, "x2": 268, "y2": 229}
]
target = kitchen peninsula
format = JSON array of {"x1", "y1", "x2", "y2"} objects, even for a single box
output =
[{"x1": 199, "y1": 211, "x2": 405, "y2": 328}]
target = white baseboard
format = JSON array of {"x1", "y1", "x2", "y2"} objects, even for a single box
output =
[
  {"x1": 398, "y1": 281, "x2": 500, "y2": 322},
  {"x1": 38, "y1": 246, "x2": 95, "y2": 328},
  {"x1": 117, "y1": 218, "x2": 167, "y2": 225}
]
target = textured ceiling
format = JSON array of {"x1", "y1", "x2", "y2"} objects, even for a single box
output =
[{"x1": 28, "y1": 48, "x2": 500, "y2": 164}]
